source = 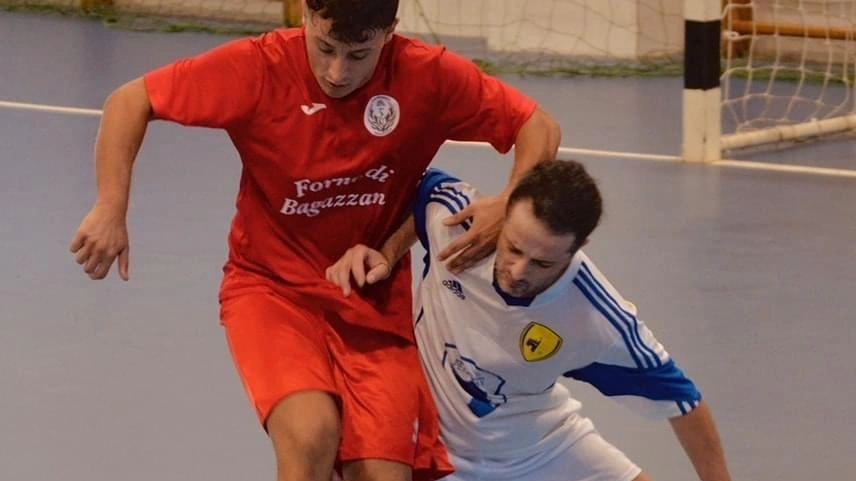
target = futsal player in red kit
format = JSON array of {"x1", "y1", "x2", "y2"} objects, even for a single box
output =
[{"x1": 69, "y1": 1, "x2": 560, "y2": 480}]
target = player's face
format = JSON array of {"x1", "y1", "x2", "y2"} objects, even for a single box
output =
[
  {"x1": 304, "y1": 12, "x2": 396, "y2": 98},
  {"x1": 494, "y1": 200, "x2": 576, "y2": 298}
]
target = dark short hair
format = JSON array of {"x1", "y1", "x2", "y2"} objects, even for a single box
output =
[
  {"x1": 507, "y1": 160, "x2": 603, "y2": 252},
  {"x1": 305, "y1": 0, "x2": 399, "y2": 43}
]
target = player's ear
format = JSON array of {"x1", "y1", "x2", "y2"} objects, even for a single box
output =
[{"x1": 384, "y1": 19, "x2": 399, "y2": 43}]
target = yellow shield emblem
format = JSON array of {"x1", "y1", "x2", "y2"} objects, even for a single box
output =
[{"x1": 519, "y1": 322, "x2": 563, "y2": 362}]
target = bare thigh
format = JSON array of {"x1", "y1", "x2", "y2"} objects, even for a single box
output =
[{"x1": 267, "y1": 390, "x2": 341, "y2": 481}]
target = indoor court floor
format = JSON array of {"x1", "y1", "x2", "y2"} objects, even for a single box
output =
[{"x1": 1, "y1": 10, "x2": 855, "y2": 481}]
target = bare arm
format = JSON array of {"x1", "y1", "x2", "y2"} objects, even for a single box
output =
[
  {"x1": 95, "y1": 77, "x2": 152, "y2": 212},
  {"x1": 669, "y1": 401, "x2": 732, "y2": 481},
  {"x1": 437, "y1": 107, "x2": 561, "y2": 272},
  {"x1": 378, "y1": 214, "x2": 417, "y2": 267},
  {"x1": 325, "y1": 214, "x2": 418, "y2": 296},
  {"x1": 69, "y1": 77, "x2": 153, "y2": 280},
  {"x1": 501, "y1": 107, "x2": 563, "y2": 197}
]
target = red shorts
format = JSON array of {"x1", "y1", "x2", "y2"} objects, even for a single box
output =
[{"x1": 220, "y1": 287, "x2": 452, "y2": 481}]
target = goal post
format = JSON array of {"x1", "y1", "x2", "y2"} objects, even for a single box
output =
[
  {"x1": 683, "y1": 0, "x2": 723, "y2": 162},
  {"x1": 283, "y1": 0, "x2": 300, "y2": 27}
]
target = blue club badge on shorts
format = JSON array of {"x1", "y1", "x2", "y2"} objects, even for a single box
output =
[
  {"x1": 364, "y1": 95, "x2": 400, "y2": 136},
  {"x1": 520, "y1": 322, "x2": 563, "y2": 362}
]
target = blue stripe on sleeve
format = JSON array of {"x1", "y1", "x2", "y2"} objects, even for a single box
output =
[
  {"x1": 414, "y1": 169, "x2": 464, "y2": 252},
  {"x1": 431, "y1": 185, "x2": 472, "y2": 230},
  {"x1": 414, "y1": 169, "x2": 473, "y2": 278},
  {"x1": 578, "y1": 263, "x2": 659, "y2": 367},
  {"x1": 577, "y1": 263, "x2": 661, "y2": 368},
  {"x1": 563, "y1": 359, "x2": 701, "y2": 403},
  {"x1": 431, "y1": 189, "x2": 465, "y2": 212},
  {"x1": 573, "y1": 276, "x2": 645, "y2": 369}
]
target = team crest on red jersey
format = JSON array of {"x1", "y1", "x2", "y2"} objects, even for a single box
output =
[{"x1": 364, "y1": 95, "x2": 400, "y2": 136}]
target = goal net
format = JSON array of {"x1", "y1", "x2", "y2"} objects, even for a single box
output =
[
  {"x1": 396, "y1": 0, "x2": 684, "y2": 75},
  {"x1": 3, "y1": 0, "x2": 855, "y2": 156},
  {"x1": 721, "y1": 0, "x2": 856, "y2": 151}
]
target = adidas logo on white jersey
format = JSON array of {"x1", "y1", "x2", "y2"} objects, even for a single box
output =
[{"x1": 442, "y1": 279, "x2": 465, "y2": 300}]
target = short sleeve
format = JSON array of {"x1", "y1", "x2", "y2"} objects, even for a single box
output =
[
  {"x1": 144, "y1": 36, "x2": 265, "y2": 128},
  {"x1": 433, "y1": 49, "x2": 537, "y2": 153}
]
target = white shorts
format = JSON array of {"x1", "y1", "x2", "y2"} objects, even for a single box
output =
[{"x1": 441, "y1": 428, "x2": 641, "y2": 481}]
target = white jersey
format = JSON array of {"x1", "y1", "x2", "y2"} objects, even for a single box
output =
[{"x1": 412, "y1": 169, "x2": 701, "y2": 467}]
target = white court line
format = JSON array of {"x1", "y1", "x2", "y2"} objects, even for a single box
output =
[
  {"x1": 715, "y1": 159, "x2": 856, "y2": 178},
  {"x1": 559, "y1": 146, "x2": 856, "y2": 179},
  {"x1": 4, "y1": 100, "x2": 856, "y2": 179},
  {"x1": 447, "y1": 140, "x2": 681, "y2": 162},
  {"x1": 0, "y1": 100, "x2": 102, "y2": 117}
]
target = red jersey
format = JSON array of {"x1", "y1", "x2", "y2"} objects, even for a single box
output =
[{"x1": 144, "y1": 29, "x2": 536, "y2": 340}]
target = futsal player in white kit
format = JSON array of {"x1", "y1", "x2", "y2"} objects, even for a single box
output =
[{"x1": 326, "y1": 160, "x2": 732, "y2": 481}]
